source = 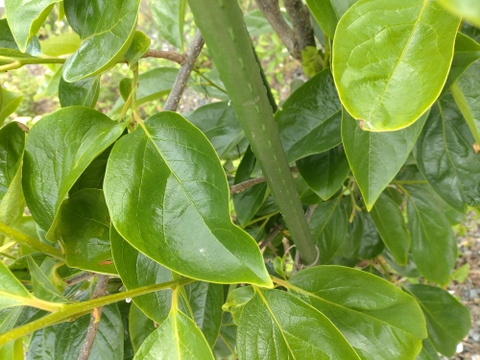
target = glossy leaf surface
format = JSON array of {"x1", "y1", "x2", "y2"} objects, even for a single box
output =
[
  {"x1": 134, "y1": 310, "x2": 214, "y2": 360},
  {"x1": 151, "y1": 0, "x2": 186, "y2": 49},
  {"x1": 0, "y1": 122, "x2": 25, "y2": 200},
  {"x1": 290, "y1": 266, "x2": 427, "y2": 359},
  {"x1": 406, "y1": 185, "x2": 457, "y2": 285},
  {"x1": 63, "y1": 0, "x2": 141, "y2": 82},
  {"x1": 333, "y1": 0, "x2": 460, "y2": 131},
  {"x1": 444, "y1": 33, "x2": 480, "y2": 93},
  {"x1": 306, "y1": 0, "x2": 358, "y2": 38},
  {"x1": 104, "y1": 112, "x2": 271, "y2": 286},
  {"x1": 233, "y1": 147, "x2": 268, "y2": 226},
  {"x1": 309, "y1": 198, "x2": 348, "y2": 264},
  {"x1": 40, "y1": 33, "x2": 81, "y2": 57},
  {"x1": 59, "y1": 189, "x2": 116, "y2": 274},
  {"x1": 124, "y1": 30, "x2": 150, "y2": 67},
  {"x1": 129, "y1": 304, "x2": 155, "y2": 352},
  {"x1": 452, "y1": 58, "x2": 480, "y2": 145},
  {"x1": 236, "y1": 288, "x2": 360, "y2": 359},
  {"x1": 438, "y1": 0, "x2": 480, "y2": 27},
  {"x1": 22, "y1": 107, "x2": 126, "y2": 237},
  {"x1": 342, "y1": 111, "x2": 427, "y2": 210},
  {"x1": 0, "y1": 87, "x2": 22, "y2": 127},
  {"x1": 27, "y1": 305, "x2": 123, "y2": 360},
  {"x1": 297, "y1": 145, "x2": 349, "y2": 200},
  {"x1": 4, "y1": 0, "x2": 59, "y2": 52},
  {"x1": 415, "y1": 95, "x2": 480, "y2": 211},
  {"x1": 187, "y1": 102, "x2": 245, "y2": 160},
  {"x1": 27, "y1": 256, "x2": 68, "y2": 303},
  {"x1": 184, "y1": 282, "x2": 223, "y2": 347},
  {"x1": 0, "y1": 261, "x2": 35, "y2": 310},
  {"x1": 276, "y1": 69, "x2": 342, "y2": 162},
  {"x1": 110, "y1": 226, "x2": 172, "y2": 323},
  {"x1": 370, "y1": 193, "x2": 410, "y2": 265},
  {"x1": 407, "y1": 284, "x2": 471, "y2": 357},
  {"x1": 59, "y1": 75, "x2": 100, "y2": 108}
]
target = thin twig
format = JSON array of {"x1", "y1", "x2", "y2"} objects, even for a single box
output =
[
  {"x1": 77, "y1": 275, "x2": 109, "y2": 360},
  {"x1": 283, "y1": 0, "x2": 316, "y2": 52},
  {"x1": 64, "y1": 272, "x2": 95, "y2": 286},
  {"x1": 230, "y1": 176, "x2": 266, "y2": 195},
  {"x1": 142, "y1": 49, "x2": 186, "y2": 65},
  {"x1": 259, "y1": 224, "x2": 283, "y2": 250},
  {"x1": 255, "y1": 0, "x2": 300, "y2": 60},
  {"x1": 164, "y1": 30, "x2": 205, "y2": 111},
  {"x1": 305, "y1": 204, "x2": 318, "y2": 224},
  {"x1": 230, "y1": 166, "x2": 298, "y2": 195}
]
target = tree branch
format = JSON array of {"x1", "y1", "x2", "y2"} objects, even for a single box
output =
[
  {"x1": 283, "y1": 0, "x2": 316, "y2": 52},
  {"x1": 164, "y1": 30, "x2": 205, "y2": 111},
  {"x1": 77, "y1": 275, "x2": 110, "y2": 360},
  {"x1": 142, "y1": 49, "x2": 186, "y2": 65},
  {"x1": 230, "y1": 166, "x2": 298, "y2": 195},
  {"x1": 255, "y1": 0, "x2": 300, "y2": 60}
]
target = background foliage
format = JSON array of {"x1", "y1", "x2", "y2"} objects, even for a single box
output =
[{"x1": 0, "y1": 0, "x2": 478, "y2": 359}]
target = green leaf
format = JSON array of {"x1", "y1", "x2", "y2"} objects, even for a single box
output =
[
  {"x1": 59, "y1": 75, "x2": 100, "y2": 108},
  {"x1": 151, "y1": 0, "x2": 187, "y2": 49},
  {"x1": 236, "y1": 288, "x2": 360, "y2": 359},
  {"x1": 0, "y1": 166, "x2": 24, "y2": 230},
  {"x1": 443, "y1": 33, "x2": 480, "y2": 93},
  {"x1": 110, "y1": 226, "x2": 172, "y2": 324},
  {"x1": 62, "y1": 0, "x2": 141, "y2": 82},
  {"x1": 370, "y1": 193, "x2": 410, "y2": 265},
  {"x1": 27, "y1": 256, "x2": 68, "y2": 303},
  {"x1": 244, "y1": 9, "x2": 275, "y2": 36},
  {"x1": 415, "y1": 95, "x2": 480, "y2": 211},
  {"x1": 184, "y1": 282, "x2": 223, "y2": 347},
  {"x1": 104, "y1": 112, "x2": 271, "y2": 286},
  {"x1": 69, "y1": 145, "x2": 112, "y2": 195},
  {"x1": 333, "y1": 0, "x2": 460, "y2": 131},
  {"x1": 452, "y1": 263, "x2": 470, "y2": 283},
  {"x1": 309, "y1": 198, "x2": 348, "y2": 264},
  {"x1": 59, "y1": 189, "x2": 117, "y2": 274},
  {"x1": 0, "y1": 308, "x2": 22, "y2": 360},
  {"x1": 233, "y1": 147, "x2": 268, "y2": 226},
  {"x1": 0, "y1": 88, "x2": 22, "y2": 127},
  {"x1": 40, "y1": 33, "x2": 81, "y2": 57},
  {"x1": 22, "y1": 106, "x2": 126, "y2": 239},
  {"x1": 129, "y1": 304, "x2": 155, "y2": 353},
  {"x1": 406, "y1": 185, "x2": 457, "y2": 285},
  {"x1": 306, "y1": 0, "x2": 358, "y2": 38},
  {"x1": 296, "y1": 145, "x2": 349, "y2": 200},
  {"x1": 27, "y1": 304, "x2": 124, "y2": 360},
  {"x1": 124, "y1": 30, "x2": 151, "y2": 67},
  {"x1": 452, "y1": 58, "x2": 480, "y2": 145},
  {"x1": 290, "y1": 266, "x2": 427, "y2": 359},
  {"x1": 187, "y1": 102, "x2": 246, "y2": 160},
  {"x1": 276, "y1": 69, "x2": 342, "y2": 162},
  {"x1": 222, "y1": 286, "x2": 254, "y2": 324},
  {"x1": 406, "y1": 284, "x2": 471, "y2": 357},
  {"x1": 0, "y1": 261, "x2": 35, "y2": 310},
  {"x1": 342, "y1": 110, "x2": 427, "y2": 210},
  {"x1": 0, "y1": 122, "x2": 25, "y2": 200},
  {"x1": 110, "y1": 68, "x2": 179, "y2": 115},
  {"x1": 438, "y1": 0, "x2": 480, "y2": 27},
  {"x1": 416, "y1": 339, "x2": 440, "y2": 360},
  {"x1": 358, "y1": 211, "x2": 385, "y2": 259},
  {"x1": 134, "y1": 310, "x2": 214, "y2": 360},
  {"x1": 4, "y1": 0, "x2": 60, "y2": 52}
]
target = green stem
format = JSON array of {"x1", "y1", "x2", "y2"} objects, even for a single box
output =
[
  {"x1": 0, "y1": 221, "x2": 63, "y2": 260},
  {"x1": 192, "y1": 69, "x2": 228, "y2": 94},
  {"x1": 0, "y1": 277, "x2": 195, "y2": 346},
  {"x1": 188, "y1": 0, "x2": 317, "y2": 264},
  {"x1": 0, "y1": 57, "x2": 66, "y2": 73}
]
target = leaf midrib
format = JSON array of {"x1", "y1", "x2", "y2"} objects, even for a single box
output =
[{"x1": 369, "y1": 0, "x2": 429, "y2": 122}]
